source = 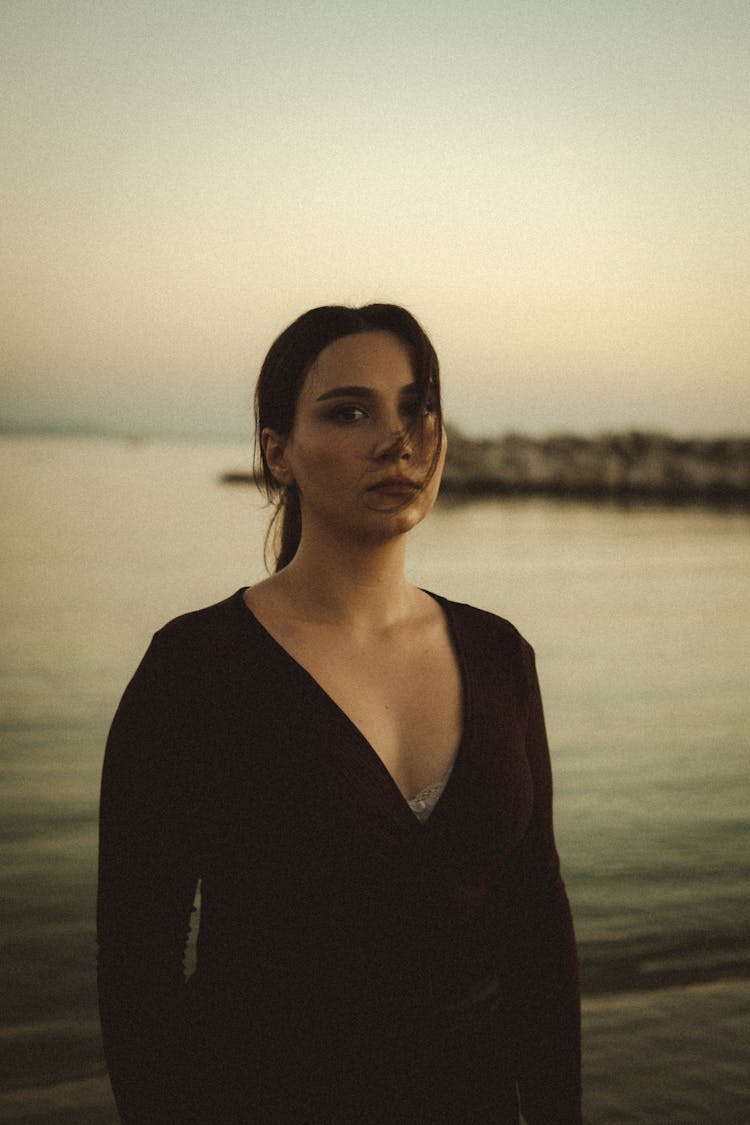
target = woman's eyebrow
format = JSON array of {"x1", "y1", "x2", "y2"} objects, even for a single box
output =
[{"x1": 315, "y1": 382, "x2": 419, "y2": 402}]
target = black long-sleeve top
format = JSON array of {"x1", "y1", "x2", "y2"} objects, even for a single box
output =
[{"x1": 97, "y1": 589, "x2": 581, "y2": 1123}]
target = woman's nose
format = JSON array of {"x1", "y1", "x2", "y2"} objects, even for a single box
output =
[{"x1": 372, "y1": 417, "x2": 412, "y2": 461}]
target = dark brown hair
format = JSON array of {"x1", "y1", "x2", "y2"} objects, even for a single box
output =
[{"x1": 254, "y1": 303, "x2": 443, "y2": 571}]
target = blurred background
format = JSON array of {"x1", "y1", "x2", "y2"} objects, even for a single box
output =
[{"x1": 3, "y1": 0, "x2": 748, "y2": 439}]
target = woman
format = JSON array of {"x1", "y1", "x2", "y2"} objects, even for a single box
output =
[{"x1": 97, "y1": 303, "x2": 581, "y2": 1123}]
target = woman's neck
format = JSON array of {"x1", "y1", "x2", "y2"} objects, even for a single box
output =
[{"x1": 267, "y1": 534, "x2": 417, "y2": 631}]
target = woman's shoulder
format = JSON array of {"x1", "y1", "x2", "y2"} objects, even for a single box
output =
[
  {"x1": 427, "y1": 590, "x2": 529, "y2": 643},
  {"x1": 121, "y1": 589, "x2": 271, "y2": 707},
  {"x1": 427, "y1": 593, "x2": 539, "y2": 702},
  {"x1": 153, "y1": 587, "x2": 247, "y2": 639},
  {"x1": 138, "y1": 588, "x2": 254, "y2": 671}
]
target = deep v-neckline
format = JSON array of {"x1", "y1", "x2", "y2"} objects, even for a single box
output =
[{"x1": 235, "y1": 587, "x2": 470, "y2": 829}]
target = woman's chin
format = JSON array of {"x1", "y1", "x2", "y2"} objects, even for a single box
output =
[{"x1": 363, "y1": 502, "x2": 432, "y2": 541}]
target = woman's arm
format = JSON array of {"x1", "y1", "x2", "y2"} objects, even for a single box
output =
[
  {"x1": 97, "y1": 631, "x2": 203, "y2": 1123},
  {"x1": 502, "y1": 642, "x2": 582, "y2": 1125}
]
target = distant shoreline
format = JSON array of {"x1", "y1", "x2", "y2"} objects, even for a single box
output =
[{"x1": 441, "y1": 427, "x2": 750, "y2": 506}]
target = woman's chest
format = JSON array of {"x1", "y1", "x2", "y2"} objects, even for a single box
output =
[
  {"x1": 194, "y1": 634, "x2": 532, "y2": 882},
  {"x1": 300, "y1": 638, "x2": 462, "y2": 800}
]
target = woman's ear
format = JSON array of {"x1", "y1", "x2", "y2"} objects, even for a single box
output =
[{"x1": 262, "y1": 428, "x2": 295, "y2": 486}]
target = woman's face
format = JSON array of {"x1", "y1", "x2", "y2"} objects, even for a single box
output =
[{"x1": 263, "y1": 330, "x2": 445, "y2": 546}]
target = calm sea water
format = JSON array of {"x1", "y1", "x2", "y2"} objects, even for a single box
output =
[{"x1": 2, "y1": 435, "x2": 749, "y2": 1122}]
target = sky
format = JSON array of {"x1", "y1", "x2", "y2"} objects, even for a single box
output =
[{"x1": 2, "y1": 0, "x2": 749, "y2": 439}]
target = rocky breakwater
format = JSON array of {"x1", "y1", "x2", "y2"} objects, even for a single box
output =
[{"x1": 440, "y1": 428, "x2": 750, "y2": 506}]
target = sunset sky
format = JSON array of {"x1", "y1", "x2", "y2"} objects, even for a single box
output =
[{"x1": 3, "y1": 1, "x2": 748, "y2": 438}]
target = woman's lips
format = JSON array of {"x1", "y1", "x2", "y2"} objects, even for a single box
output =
[{"x1": 367, "y1": 477, "x2": 420, "y2": 496}]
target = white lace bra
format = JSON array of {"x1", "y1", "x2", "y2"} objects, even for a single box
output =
[{"x1": 407, "y1": 774, "x2": 450, "y2": 823}]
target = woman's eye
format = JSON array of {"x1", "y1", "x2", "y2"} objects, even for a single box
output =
[
  {"x1": 328, "y1": 404, "x2": 367, "y2": 423},
  {"x1": 402, "y1": 399, "x2": 435, "y2": 419}
]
